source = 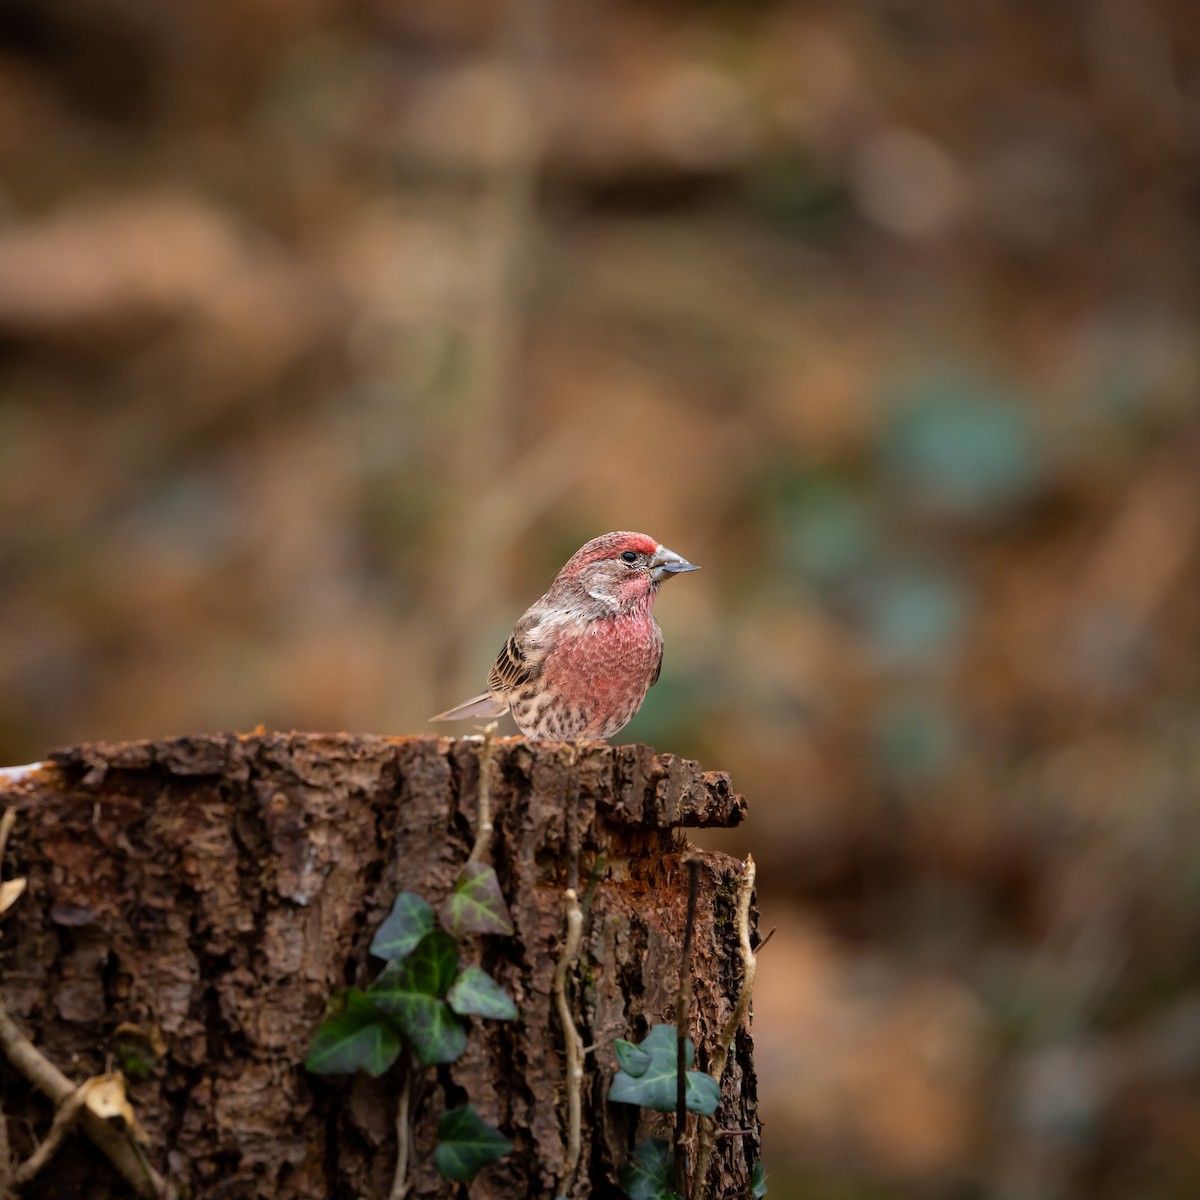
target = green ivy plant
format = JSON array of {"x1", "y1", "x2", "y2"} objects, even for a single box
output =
[
  {"x1": 609, "y1": 1024, "x2": 720, "y2": 1114},
  {"x1": 607, "y1": 1023, "x2": 766, "y2": 1200},
  {"x1": 305, "y1": 871, "x2": 516, "y2": 1184}
]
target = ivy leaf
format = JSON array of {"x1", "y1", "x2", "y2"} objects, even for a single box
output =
[
  {"x1": 447, "y1": 965, "x2": 518, "y2": 1020},
  {"x1": 369, "y1": 931, "x2": 467, "y2": 1064},
  {"x1": 379, "y1": 929, "x2": 459, "y2": 997},
  {"x1": 434, "y1": 1104, "x2": 513, "y2": 1182},
  {"x1": 305, "y1": 989, "x2": 400, "y2": 1077},
  {"x1": 613, "y1": 1038, "x2": 652, "y2": 1078},
  {"x1": 405, "y1": 997, "x2": 467, "y2": 1065},
  {"x1": 637, "y1": 1023, "x2": 686, "y2": 1062},
  {"x1": 439, "y1": 862, "x2": 514, "y2": 937},
  {"x1": 685, "y1": 1071, "x2": 721, "y2": 1115},
  {"x1": 618, "y1": 1137, "x2": 681, "y2": 1200},
  {"x1": 369, "y1": 892, "x2": 435, "y2": 962},
  {"x1": 607, "y1": 1024, "x2": 720, "y2": 1115},
  {"x1": 750, "y1": 1159, "x2": 768, "y2": 1197}
]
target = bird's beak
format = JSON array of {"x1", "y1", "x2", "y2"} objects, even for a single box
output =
[{"x1": 649, "y1": 545, "x2": 700, "y2": 582}]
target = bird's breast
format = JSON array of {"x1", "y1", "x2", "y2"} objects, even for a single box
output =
[{"x1": 520, "y1": 611, "x2": 662, "y2": 738}]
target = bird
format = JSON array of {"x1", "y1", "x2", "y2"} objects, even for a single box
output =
[{"x1": 431, "y1": 531, "x2": 699, "y2": 740}]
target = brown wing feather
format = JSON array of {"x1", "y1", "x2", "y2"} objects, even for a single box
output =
[
  {"x1": 488, "y1": 634, "x2": 533, "y2": 694},
  {"x1": 650, "y1": 642, "x2": 663, "y2": 687}
]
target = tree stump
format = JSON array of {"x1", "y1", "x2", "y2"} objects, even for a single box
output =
[{"x1": 0, "y1": 733, "x2": 758, "y2": 1199}]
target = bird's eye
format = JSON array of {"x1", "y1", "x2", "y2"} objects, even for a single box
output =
[{"x1": 620, "y1": 550, "x2": 638, "y2": 564}]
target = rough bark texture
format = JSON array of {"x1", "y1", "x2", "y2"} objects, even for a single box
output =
[{"x1": 0, "y1": 733, "x2": 758, "y2": 1199}]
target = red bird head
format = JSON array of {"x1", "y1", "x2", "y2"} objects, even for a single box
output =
[{"x1": 551, "y1": 531, "x2": 699, "y2": 615}]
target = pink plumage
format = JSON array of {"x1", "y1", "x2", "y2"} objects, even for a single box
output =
[{"x1": 431, "y1": 531, "x2": 699, "y2": 739}]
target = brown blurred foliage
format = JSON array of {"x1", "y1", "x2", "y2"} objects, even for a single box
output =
[{"x1": 1, "y1": 1, "x2": 1199, "y2": 1197}]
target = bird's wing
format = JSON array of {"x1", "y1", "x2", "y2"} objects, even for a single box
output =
[
  {"x1": 650, "y1": 641, "x2": 663, "y2": 687},
  {"x1": 487, "y1": 633, "x2": 534, "y2": 695}
]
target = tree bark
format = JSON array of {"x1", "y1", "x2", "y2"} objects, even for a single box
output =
[{"x1": 0, "y1": 733, "x2": 758, "y2": 1199}]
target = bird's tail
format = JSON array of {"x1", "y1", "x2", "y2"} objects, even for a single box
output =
[{"x1": 430, "y1": 692, "x2": 509, "y2": 722}]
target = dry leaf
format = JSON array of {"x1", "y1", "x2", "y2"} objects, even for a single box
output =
[
  {"x1": 0, "y1": 876, "x2": 26, "y2": 916},
  {"x1": 82, "y1": 1073, "x2": 149, "y2": 1143},
  {"x1": 113, "y1": 1021, "x2": 167, "y2": 1057}
]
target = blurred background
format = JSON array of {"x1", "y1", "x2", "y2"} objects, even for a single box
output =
[{"x1": 2, "y1": 1, "x2": 1199, "y2": 1196}]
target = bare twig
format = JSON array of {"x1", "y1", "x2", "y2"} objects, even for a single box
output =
[
  {"x1": 11, "y1": 1084, "x2": 86, "y2": 1186},
  {"x1": 0, "y1": 810, "x2": 15, "y2": 865},
  {"x1": 675, "y1": 856, "x2": 701, "y2": 1198},
  {"x1": 466, "y1": 722, "x2": 499, "y2": 865},
  {"x1": 0, "y1": 1000, "x2": 174, "y2": 1198},
  {"x1": 692, "y1": 856, "x2": 757, "y2": 1200},
  {"x1": 0, "y1": 1107, "x2": 11, "y2": 1200},
  {"x1": 562, "y1": 743, "x2": 580, "y2": 895},
  {"x1": 389, "y1": 1058, "x2": 418, "y2": 1200},
  {"x1": 552, "y1": 886, "x2": 585, "y2": 1192}
]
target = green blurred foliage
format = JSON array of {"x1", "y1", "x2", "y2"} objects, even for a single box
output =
[{"x1": 881, "y1": 369, "x2": 1044, "y2": 519}]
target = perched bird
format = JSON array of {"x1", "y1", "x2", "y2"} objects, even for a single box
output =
[{"x1": 432, "y1": 531, "x2": 699, "y2": 739}]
